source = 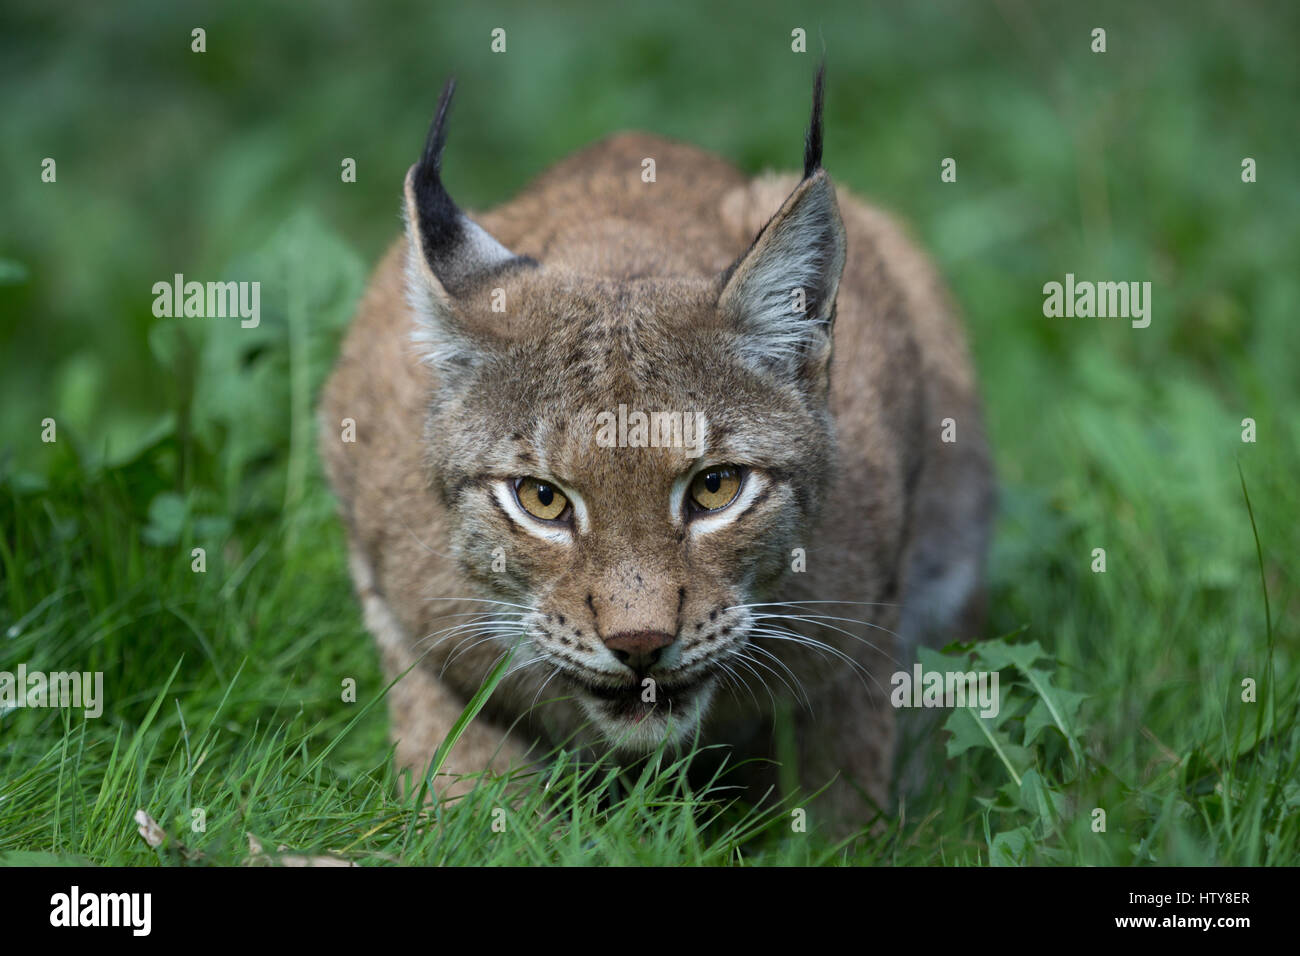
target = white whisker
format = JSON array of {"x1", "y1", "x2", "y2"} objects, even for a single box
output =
[
  {"x1": 742, "y1": 643, "x2": 813, "y2": 712},
  {"x1": 529, "y1": 665, "x2": 566, "y2": 711},
  {"x1": 747, "y1": 625, "x2": 886, "y2": 702},
  {"x1": 750, "y1": 612, "x2": 901, "y2": 666},
  {"x1": 727, "y1": 653, "x2": 780, "y2": 713},
  {"x1": 424, "y1": 597, "x2": 536, "y2": 612}
]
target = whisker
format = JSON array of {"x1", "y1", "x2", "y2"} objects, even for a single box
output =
[
  {"x1": 426, "y1": 613, "x2": 527, "y2": 629},
  {"x1": 743, "y1": 643, "x2": 814, "y2": 712},
  {"x1": 711, "y1": 662, "x2": 741, "y2": 701},
  {"x1": 750, "y1": 612, "x2": 902, "y2": 667},
  {"x1": 440, "y1": 629, "x2": 526, "y2": 677},
  {"x1": 424, "y1": 597, "x2": 536, "y2": 612},
  {"x1": 415, "y1": 621, "x2": 523, "y2": 654},
  {"x1": 726, "y1": 600, "x2": 904, "y2": 611},
  {"x1": 733, "y1": 649, "x2": 804, "y2": 713},
  {"x1": 753, "y1": 611, "x2": 901, "y2": 637},
  {"x1": 530, "y1": 665, "x2": 566, "y2": 711},
  {"x1": 746, "y1": 625, "x2": 886, "y2": 702},
  {"x1": 713, "y1": 658, "x2": 760, "y2": 710},
  {"x1": 504, "y1": 655, "x2": 549, "y2": 680},
  {"x1": 731, "y1": 655, "x2": 778, "y2": 713},
  {"x1": 415, "y1": 615, "x2": 523, "y2": 641}
]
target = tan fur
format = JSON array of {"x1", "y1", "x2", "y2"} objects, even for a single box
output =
[{"x1": 319, "y1": 127, "x2": 993, "y2": 829}]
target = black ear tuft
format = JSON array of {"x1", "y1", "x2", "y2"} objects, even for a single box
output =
[
  {"x1": 420, "y1": 76, "x2": 457, "y2": 174},
  {"x1": 403, "y1": 77, "x2": 534, "y2": 306},
  {"x1": 802, "y1": 62, "x2": 825, "y2": 179},
  {"x1": 413, "y1": 76, "x2": 464, "y2": 264}
]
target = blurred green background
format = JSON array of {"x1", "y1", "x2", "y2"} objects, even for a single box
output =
[
  {"x1": 4, "y1": 0, "x2": 1297, "y2": 468},
  {"x1": 5, "y1": 0, "x2": 1299, "y2": 474},
  {"x1": 1, "y1": 0, "x2": 1297, "y2": 864}
]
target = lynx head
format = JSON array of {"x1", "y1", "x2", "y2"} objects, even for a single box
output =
[{"x1": 403, "y1": 70, "x2": 847, "y2": 750}]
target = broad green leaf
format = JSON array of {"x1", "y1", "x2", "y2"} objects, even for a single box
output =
[{"x1": 989, "y1": 826, "x2": 1035, "y2": 866}]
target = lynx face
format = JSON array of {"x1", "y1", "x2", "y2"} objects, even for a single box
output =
[{"x1": 404, "y1": 76, "x2": 847, "y2": 748}]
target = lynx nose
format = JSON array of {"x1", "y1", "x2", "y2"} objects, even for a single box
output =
[{"x1": 604, "y1": 630, "x2": 674, "y2": 674}]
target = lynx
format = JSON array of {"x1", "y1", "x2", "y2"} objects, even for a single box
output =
[{"x1": 319, "y1": 69, "x2": 994, "y2": 827}]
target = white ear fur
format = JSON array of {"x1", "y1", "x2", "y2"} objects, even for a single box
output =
[
  {"x1": 404, "y1": 237, "x2": 467, "y2": 374},
  {"x1": 402, "y1": 167, "x2": 515, "y2": 375},
  {"x1": 717, "y1": 172, "x2": 846, "y2": 375}
]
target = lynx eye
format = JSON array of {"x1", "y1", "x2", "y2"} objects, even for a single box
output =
[
  {"x1": 515, "y1": 477, "x2": 570, "y2": 522},
  {"x1": 688, "y1": 466, "x2": 743, "y2": 512}
]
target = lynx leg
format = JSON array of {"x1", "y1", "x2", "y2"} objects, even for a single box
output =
[
  {"x1": 898, "y1": 407, "x2": 995, "y2": 655},
  {"x1": 346, "y1": 548, "x2": 531, "y2": 798},
  {"x1": 795, "y1": 670, "x2": 896, "y2": 834},
  {"x1": 894, "y1": 413, "x2": 994, "y2": 800}
]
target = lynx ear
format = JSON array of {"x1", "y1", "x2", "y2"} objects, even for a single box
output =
[
  {"x1": 403, "y1": 77, "x2": 534, "y2": 372},
  {"x1": 716, "y1": 65, "x2": 846, "y2": 380}
]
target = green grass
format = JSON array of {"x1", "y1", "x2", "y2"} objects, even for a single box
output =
[{"x1": 2, "y1": 0, "x2": 1297, "y2": 865}]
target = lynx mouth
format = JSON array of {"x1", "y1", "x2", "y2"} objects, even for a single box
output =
[{"x1": 563, "y1": 671, "x2": 710, "y2": 724}]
